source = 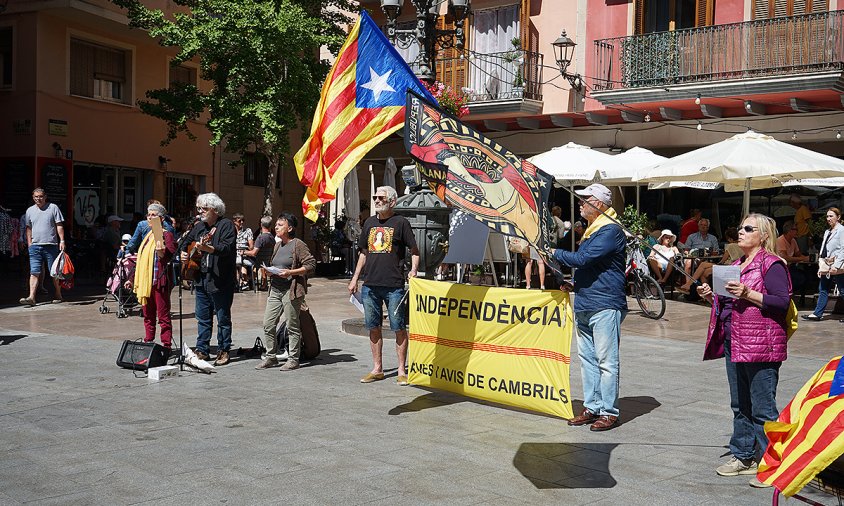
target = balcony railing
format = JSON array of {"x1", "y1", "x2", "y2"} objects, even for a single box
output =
[
  {"x1": 593, "y1": 10, "x2": 844, "y2": 90},
  {"x1": 435, "y1": 49, "x2": 544, "y2": 103}
]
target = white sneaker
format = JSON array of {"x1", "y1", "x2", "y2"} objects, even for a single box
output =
[
  {"x1": 716, "y1": 456, "x2": 758, "y2": 476},
  {"x1": 261, "y1": 350, "x2": 289, "y2": 361},
  {"x1": 749, "y1": 477, "x2": 772, "y2": 488}
]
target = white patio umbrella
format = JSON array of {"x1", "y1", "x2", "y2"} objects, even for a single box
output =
[
  {"x1": 528, "y1": 142, "x2": 607, "y2": 251},
  {"x1": 600, "y1": 146, "x2": 668, "y2": 209},
  {"x1": 634, "y1": 131, "x2": 844, "y2": 216}
]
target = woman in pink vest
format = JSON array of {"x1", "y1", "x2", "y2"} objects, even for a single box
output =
[{"x1": 696, "y1": 213, "x2": 791, "y2": 489}]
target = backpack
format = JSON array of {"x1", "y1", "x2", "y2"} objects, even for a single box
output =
[{"x1": 275, "y1": 305, "x2": 321, "y2": 360}]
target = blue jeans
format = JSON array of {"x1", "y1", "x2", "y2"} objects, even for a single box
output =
[
  {"x1": 362, "y1": 285, "x2": 407, "y2": 331},
  {"x1": 813, "y1": 274, "x2": 844, "y2": 316},
  {"x1": 724, "y1": 338, "x2": 781, "y2": 461},
  {"x1": 574, "y1": 309, "x2": 626, "y2": 417},
  {"x1": 194, "y1": 281, "x2": 234, "y2": 354},
  {"x1": 28, "y1": 244, "x2": 59, "y2": 275}
]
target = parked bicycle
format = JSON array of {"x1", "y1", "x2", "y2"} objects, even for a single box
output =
[{"x1": 625, "y1": 238, "x2": 666, "y2": 319}]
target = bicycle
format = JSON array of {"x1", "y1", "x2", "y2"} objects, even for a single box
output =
[{"x1": 625, "y1": 240, "x2": 666, "y2": 320}]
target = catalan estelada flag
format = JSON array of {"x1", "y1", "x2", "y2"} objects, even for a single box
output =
[
  {"x1": 295, "y1": 11, "x2": 437, "y2": 221},
  {"x1": 758, "y1": 356, "x2": 844, "y2": 496}
]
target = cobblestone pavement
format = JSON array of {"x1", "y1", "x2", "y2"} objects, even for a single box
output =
[{"x1": 0, "y1": 278, "x2": 837, "y2": 505}]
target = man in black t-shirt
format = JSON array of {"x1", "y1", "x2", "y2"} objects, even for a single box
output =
[
  {"x1": 348, "y1": 185, "x2": 420, "y2": 386},
  {"x1": 243, "y1": 216, "x2": 276, "y2": 289}
]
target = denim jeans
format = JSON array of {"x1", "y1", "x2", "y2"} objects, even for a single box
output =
[
  {"x1": 28, "y1": 244, "x2": 59, "y2": 275},
  {"x1": 574, "y1": 309, "x2": 626, "y2": 417},
  {"x1": 362, "y1": 285, "x2": 407, "y2": 331},
  {"x1": 194, "y1": 281, "x2": 233, "y2": 354},
  {"x1": 812, "y1": 274, "x2": 844, "y2": 317},
  {"x1": 724, "y1": 338, "x2": 781, "y2": 461}
]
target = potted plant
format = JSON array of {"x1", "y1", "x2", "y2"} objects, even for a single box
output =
[{"x1": 504, "y1": 37, "x2": 524, "y2": 98}]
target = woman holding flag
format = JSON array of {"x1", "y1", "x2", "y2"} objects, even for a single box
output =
[{"x1": 131, "y1": 203, "x2": 177, "y2": 351}]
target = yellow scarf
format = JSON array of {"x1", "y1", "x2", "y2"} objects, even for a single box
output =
[
  {"x1": 133, "y1": 231, "x2": 155, "y2": 306},
  {"x1": 581, "y1": 206, "x2": 618, "y2": 241}
]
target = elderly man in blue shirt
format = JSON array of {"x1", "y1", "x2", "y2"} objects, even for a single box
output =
[{"x1": 552, "y1": 184, "x2": 627, "y2": 432}]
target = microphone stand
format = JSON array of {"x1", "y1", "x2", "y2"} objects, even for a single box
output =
[{"x1": 175, "y1": 216, "x2": 202, "y2": 372}]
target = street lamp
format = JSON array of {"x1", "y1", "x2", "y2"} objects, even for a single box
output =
[
  {"x1": 381, "y1": 0, "x2": 471, "y2": 82},
  {"x1": 552, "y1": 29, "x2": 583, "y2": 91}
]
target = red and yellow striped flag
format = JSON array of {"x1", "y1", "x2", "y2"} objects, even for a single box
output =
[
  {"x1": 758, "y1": 356, "x2": 844, "y2": 496},
  {"x1": 294, "y1": 11, "x2": 437, "y2": 221}
]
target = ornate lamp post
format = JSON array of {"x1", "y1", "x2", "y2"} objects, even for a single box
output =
[
  {"x1": 381, "y1": 0, "x2": 471, "y2": 82},
  {"x1": 552, "y1": 30, "x2": 583, "y2": 91}
]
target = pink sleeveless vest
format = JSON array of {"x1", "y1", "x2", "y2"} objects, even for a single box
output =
[{"x1": 704, "y1": 250, "x2": 790, "y2": 362}]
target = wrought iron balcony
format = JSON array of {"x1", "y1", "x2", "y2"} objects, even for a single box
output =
[
  {"x1": 435, "y1": 49, "x2": 544, "y2": 103},
  {"x1": 593, "y1": 10, "x2": 844, "y2": 91}
]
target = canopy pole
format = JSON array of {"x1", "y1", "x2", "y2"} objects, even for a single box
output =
[
  {"x1": 743, "y1": 177, "x2": 751, "y2": 217},
  {"x1": 570, "y1": 184, "x2": 575, "y2": 251},
  {"x1": 636, "y1": 185, "x2": 641, "y2": 212}
]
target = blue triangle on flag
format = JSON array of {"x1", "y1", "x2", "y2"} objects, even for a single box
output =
[{"x1": 830, "y1": 358, "x2": 844, "y2": 397}]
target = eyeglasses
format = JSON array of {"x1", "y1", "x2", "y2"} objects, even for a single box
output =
[
  {"x1": 372, "y1": 196, "x2": 389, "y2": 202},
  {"x1": 740, "y1": 225, "x2": 759, "y2": 233},
  {"x1": 196, "y1": 207, "x2": 210, "y2": 213},
  {"x1": 234, "y1": 219, "x2": 243, "y2": 223}
]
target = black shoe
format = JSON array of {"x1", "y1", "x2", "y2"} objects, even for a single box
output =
[{"x1": 802, "y1": 314, "x2": 822, "y2": 321}]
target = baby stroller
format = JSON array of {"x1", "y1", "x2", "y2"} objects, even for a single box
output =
[{"x1": 100, "y1": 253, "x2": 139, "y2": 318}]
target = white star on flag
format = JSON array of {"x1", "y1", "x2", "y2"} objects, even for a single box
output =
[{"x1": 361, "y1": 67, "x2": 395, "y2": 101}]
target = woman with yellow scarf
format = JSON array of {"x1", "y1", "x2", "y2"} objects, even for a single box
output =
[{"x1": 132, "y1": 203, "x2": 176, "y2": 350}]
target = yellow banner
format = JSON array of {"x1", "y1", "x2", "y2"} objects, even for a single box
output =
[{"x1": 408, "y1": 278, "x2": 574, "y2": 419}]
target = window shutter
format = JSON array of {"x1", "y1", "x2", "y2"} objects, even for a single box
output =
[
  {"x1": 70, "y1": 39, "x2": 94, "y2": 96},
  {"x1": 635, "y1": 0, "x2": 645, "y2": 34},
  {"x1": 695, "y1": 0, "x2": 714, "y2": 26},
  {"x1": 809, "y1": 0, "x2": 829, "y2": 12},
  {"x1": 435, "y1": 15, "x2": 468, "y2": 92}
]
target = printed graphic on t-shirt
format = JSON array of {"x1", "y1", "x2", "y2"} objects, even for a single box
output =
[{"x1": 368, "y1": 227, "x2": 393, "y2": 253}]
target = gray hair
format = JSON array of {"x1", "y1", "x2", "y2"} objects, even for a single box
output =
[
  {"x1": 232, "y1": 212, "x2": 244, "y2": 221},
  {"x1": 376, "y1": 185, "x2": 398, "y2": 203},
  {"x1": 698, "y1": 218, "x2": 710, "y2": 226},
  {"x1": 260, "y1": 215, "x2": 273, "y2": 230},
  {"x1": 196, "y1": 193, "x2": 225, "y2": 216},
  {"x1": 147, "y1": 203, "x2": 166, "y2": 216},
  {"x1": 782, "y1": 220, "x2": 795, "y2": 234}
]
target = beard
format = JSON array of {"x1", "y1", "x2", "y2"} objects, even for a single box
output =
[{"x1": 374, "y1": 202, "x2": 389, "y2": 213}]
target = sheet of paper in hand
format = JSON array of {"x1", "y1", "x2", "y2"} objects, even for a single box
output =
[{"x1": 712, "y1": 265, "x2": 741, "y2": 298}]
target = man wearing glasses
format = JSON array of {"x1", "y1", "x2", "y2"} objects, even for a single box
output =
[
  {"x1": 20, "y1": 188, "x2": 65, "y2": 306},
  {"x1": 552, "y1": 184, "x2": 628, "y2": 432},
  {"x1": 348, "y1": 185, "x2": 419, "y2": 385},
  {"x1": 179, "y1": 193, "x2": 237, "y2": 366}
]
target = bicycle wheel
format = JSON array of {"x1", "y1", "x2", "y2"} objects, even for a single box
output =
[{"x1": 633, "y1": 273, "x2": 666, "y2": 320}]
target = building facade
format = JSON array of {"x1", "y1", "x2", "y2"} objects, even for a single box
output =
[
  {"x1": 354, "y1": 0, "x2": 844, "y2": 227},
  {"x1": 0, "y1": 0, "x2": 305, "y2": 240}
]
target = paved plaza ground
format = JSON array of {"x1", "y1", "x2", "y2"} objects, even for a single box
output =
[{"x1": 0, "y1": 276, "x2": 840, "y2": 505}]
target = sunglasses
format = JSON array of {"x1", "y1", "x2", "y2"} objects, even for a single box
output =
[
  {"x1": 196, "y1": 207, "x2": 210, "y2": 212},
  {"x1": 740, "y1": 225, "x2": 759, "y2": 233},
  {"x1": 372, "y1": 196, "x2": 389, "y2": 202}
]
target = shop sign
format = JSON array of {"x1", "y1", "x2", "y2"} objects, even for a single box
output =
[
  {"x1": 74, "y1": 189, "x2": 99, "y2": 227},
  {"x1": 48, "y1": 119, "x2": 68, "y2": 136}
]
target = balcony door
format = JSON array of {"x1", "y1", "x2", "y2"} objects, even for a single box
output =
[
  {"x1": 635, "y1": 0, "x2": 713, "y2": 34},
  {"x1": 468, "y1": 5, "x2": 520, "y2": 100}
]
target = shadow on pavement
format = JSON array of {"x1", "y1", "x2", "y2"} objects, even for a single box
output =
[
  {"x1": 571, "y1": 395, "x2": 661, "y2": 426},
  {"x1": 0, "y1": 334, "x2": 28, "y2": 345},
  {"x1": 513, "y1": 442, "x2": 618, "y2": 489}
]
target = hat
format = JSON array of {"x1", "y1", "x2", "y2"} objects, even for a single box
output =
[
  {"x1": 575, "y1": 184, "x2": 612, "y2": 206},
  {"x1": 121, "y1": 234, "x2": 131, "y2": 242},
  {"x1": 107, "y1": 215, "x2": 124, "y2": 223},
  {"x1": 658, "y1": 229, "x2": 676, "y2": 244}
]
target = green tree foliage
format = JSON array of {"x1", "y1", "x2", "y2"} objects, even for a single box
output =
[{"x1": 111, "y1": 0, "x2": 356, "y2": 216}]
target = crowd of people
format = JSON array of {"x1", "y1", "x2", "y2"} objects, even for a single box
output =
[{"x1": 17, "y1": 182, "x2": 841, "y2": 491}]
